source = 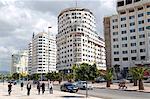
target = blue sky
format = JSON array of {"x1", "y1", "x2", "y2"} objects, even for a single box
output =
[{"x1": 0, "y1": 0, "x2": 116, "y2": 71}]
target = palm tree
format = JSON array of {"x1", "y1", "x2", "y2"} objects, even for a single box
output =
[
  {"x1": 12, "y1": 73, "x2": 20, "y2": 80},
  {"x1": 129, "y1": 67, "x2": 138, "y2": 86},
  {"x1": 130, "y1": 67, "x2": 147, "y2": 90},
  {"x1": 32, "y1": 73, "x2": 40, "y2": 81},
  {"x1": 72, "y1": 64, "x2": 78, "y2": 81},
  {"x1": 103, "y1": 68, "x2": 113, "y2": 87}
]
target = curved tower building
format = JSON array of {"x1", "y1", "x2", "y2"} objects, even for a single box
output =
[{"x1": 56, "y1": 7, "x2": 106, "y2": 72}]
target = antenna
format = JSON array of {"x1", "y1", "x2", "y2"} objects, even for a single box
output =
[{"x1": 75, "y1": 0, "x2": 77, "y2": 8}]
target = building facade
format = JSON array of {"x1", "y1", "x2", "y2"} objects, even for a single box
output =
[
  {"x1": 104, "y1": 0, "x2": 150, "y2": 74},
  {"x1": 28, "y1": 32, "x2": 56, "y2": 74},
  {"x1": 11, "y1": 50, "x2": 28, "y2": 75},
  {"x1": 104, "y1": 17, "x2": 112, "y2": 69},
  {"x1": 56, "y1": 7, "x2": 106, "y2": 72}
]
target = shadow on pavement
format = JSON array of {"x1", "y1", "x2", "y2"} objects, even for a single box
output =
[
  {"x1": 61, "y1": 96, "x2": 85, "y2": 98},
  {"x1": 3, "y1": 95, "x2": 10, "y2": 96}
]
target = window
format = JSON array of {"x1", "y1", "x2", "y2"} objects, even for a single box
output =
[
  {"x1": 131, "y1": 50, "x2": 137, "y2": 53},
  {"x1": 139, "y1": 34, "x2": 145, "y2": 38},
  {"x1": 122, "y1": 51, "x2": 128, "y2": 54},
  {"x1": 113, "y1": 45, "x2": 119, "y2": 48},
  {"x1": 123, "y1": 57, "x2": 128, "y2": 61},
  {"x1": 129, "y1": 9, "x2": 134, "y2": 13},
  {"x1": 131, "y1": 43, "x2": 136, "y2": 46},
  {"x1": 138, "y1": 20, "x2": 144, "y2": 24},
  {"x1": 131, "y1": 57, "x2": 136, "y2": 60},
  {"x1": 113, "y1": 19, "x2": 118, "y2": 22},
  {"x1": 113, "y1": 25, "x2": 118, "y2": 29},
  {"x1": 138, "y1": 13, "x2": 144, "y2": 17},
  {"x1": 134, "y1": 0, "x2": 140, "y2": 2},
  {"x1": 138, "y1": 7, "x2": 143, "y2": 11},
  {"x1": 140, "y1": 49, "x2": 145, "y2": 52},
  {"x1": 130, "y1": 29, "x2": 135, "y2": 33},
  {"x1": 148, "y1": 19, "x2": 150, "y2": 22},
  {"x1": 139, "y1": 41, "x2": 145, "y2": 45},
  {"x1": 113, "y1": 32, "x2": 118, "y2": 35},
  {"x1": 130, "y1": 22, "x2": 135, "y2": 26},
  {"x1": 122, "y1": 44, "x2": 127, "y2": 47},
  {"x1": 121, "y1": 17, "x2": 126, "y2": 21},
  {"x1": 126, "y1": 0, "x2": 132, "y2": 5},
  {"x1": 122, "y1": 30, "x2": 127, "y2": 34},
  {"x1": 141, "y1": 56, "x2": 145, "y2": 60},
  {"x1": 113, "y1": 38, "x2": 118, "y2": 42},
  {"x1": 139, "y1": 27, "x2": 144, "y2": 31},
  {"x1": 130, "y1": 36, "x2": 136, "y2": 39},
  {"x1": 122, "y1": 37, "x2": 127, "y2": 41},
  {"x1": 121, "y1": 24, "x2": 126, "y2": 28},
  {"x1": 114, "y1": 58, "x2": 119, "y2": 61},
  {"x1": 114, "y1": 51, "x2": 119, "y2": 55},
  {"x1": 147, "y1": 5, "x2": 150, "y2": 8},
  {"x1": 117, "y1": 1, "x2": 124, "y2": 7},
  {"x1": 147, "y1": 12, "x2": 150, "y2": 15},
  {"x1": 129, "y1": 15, "x2": 135, "y2": 19}
]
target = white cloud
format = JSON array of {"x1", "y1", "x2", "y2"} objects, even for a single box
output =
[{"x1": 0, "y1": 0, "x2": 117, "y2": 71}]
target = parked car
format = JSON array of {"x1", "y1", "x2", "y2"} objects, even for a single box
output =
[
  {"x1": 60, "y1": 83, "x2": 78, "y2": 93},
  {"x1": 144, "y1": 78, "x2": 150, "y2": 83},
  {"x1": 74, "y1": 81, "x2": 93, "y2": 90},
  {"x1": 95, "y1": 77, "x2": 106, "y2": 83}
]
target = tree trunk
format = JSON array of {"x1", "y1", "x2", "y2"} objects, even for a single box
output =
[
  {"x1": 133, "y1": 79, "x2": 137, "y2": 86},
  {"x1": 139, "y1": 79, "x2": 144, "y2": 90},
  {"x1": 106, "y1": 80, "x2": 111, "y2": 87}
]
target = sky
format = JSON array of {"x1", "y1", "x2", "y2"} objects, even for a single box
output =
[{"x1": 0, "y1": 0, "x2": 116, "y2": 71}]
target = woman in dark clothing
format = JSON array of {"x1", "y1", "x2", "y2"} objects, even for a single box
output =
[
  {"x1": 21, "y1": 82, "x2": 24, "y2": 90},
  {"x1": 37, "y1": 82, "x2": 40, "y2": 95},
  {"x1": 27, "y1": 82, "x2": 31, "y2": 96},
  {"x1": 8, "y1": 83, "x2": 12, "y2": 95},
  {"x1": 41, "y1": 83, "x2": 45, "y2": 94}
]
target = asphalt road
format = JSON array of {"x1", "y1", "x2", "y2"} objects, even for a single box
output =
[{"x1": 53, "y1": 85, "x2": 150, "y2": 99}]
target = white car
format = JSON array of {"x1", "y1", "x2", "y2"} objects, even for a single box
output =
[{"x1": 74, "y1": 81, "x2": 93, "y2": 90}]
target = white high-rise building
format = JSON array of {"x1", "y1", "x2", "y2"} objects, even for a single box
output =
[
  {"x1": 28, "y1": 41, "x2": 32, "y2": 74},
  {"x1": 28, "y1": 32, "x2": 56, "y2": 74},
  {"x1": 104, "y1": 0, "x2": 150, "y2": 74},
  {"x1": 11, "y1": 50, "x2": 28, "y2": 75},
  {"x1": 56, "y1": 7, "x2": 106, "y2": 72}
]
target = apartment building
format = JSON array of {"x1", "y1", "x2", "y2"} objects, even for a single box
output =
[
  {"x1": 56, "y1": 7, "x2": 106, "y2": 72},
  {"x1": 11, "y1": 50, "x2": 28, "y2": 75},
  {"x1": 104, "y1": 0, "x2": 150, "y2": 74},
  {"x1": 28, "y1": 32, "x2": 56, "y2": 74}
]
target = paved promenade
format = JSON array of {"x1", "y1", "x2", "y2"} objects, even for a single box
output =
[
  {"x1": 0, "y1": 82, "x2": 100, "y2": 99},
  {"x1": 92, "y1": 82, "x2": 150, "y2": 93}
]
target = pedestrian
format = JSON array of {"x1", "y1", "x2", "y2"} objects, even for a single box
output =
[
  {"x1": 49, "y1": 81, "x2": 53, "y2": 94},
  {"x1": 21, "y1": 82, "x2": 24, "y2": 91},
  {"x1": 8, "y1": 83, "x2": 12, "y2": 96},
  {"x1": 41, "y1": 82, "x2": 45, "y2": 94},
  {"x1": 26, "y1": 82, "x2": 31, "y2": 96},
  {"x1": 37, "y1": 81, "x2": 40, "y2": 95}
]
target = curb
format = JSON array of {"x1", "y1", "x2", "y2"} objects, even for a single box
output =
[{"x1": 94, "y1": 87, "x2": 150, "y2": 93}]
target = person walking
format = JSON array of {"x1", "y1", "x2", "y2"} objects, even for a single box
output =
[
  {"x1": 48, "y1": 81, "x2": 53, "y2": 94},
  {"x1": 37, "y1": 81, "x2": 40, "y2": 95},
  {"x1": 8, "y1": 83, "x2": 12, "y2": 96},
  {"x1": 26, "y1": 82, "x2": 31, "y2": 96},
  {"x1": 41, "y1": 82, "x2": 45, "y2": 94},
  {"x1": 21, "y1": 82, "x2": 24, "y2": 91}
]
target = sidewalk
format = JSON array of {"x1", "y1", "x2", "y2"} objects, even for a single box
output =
[
  {"x1": 92, "y1": 82, "x2": 150, "y2": 93},
  {"x1": 0, "y1": 82, "x2": 100, "y2": 99}
]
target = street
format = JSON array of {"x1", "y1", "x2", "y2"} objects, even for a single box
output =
[{"x1": 54, "y1": 85, "x2": 150, "y2": 99}]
